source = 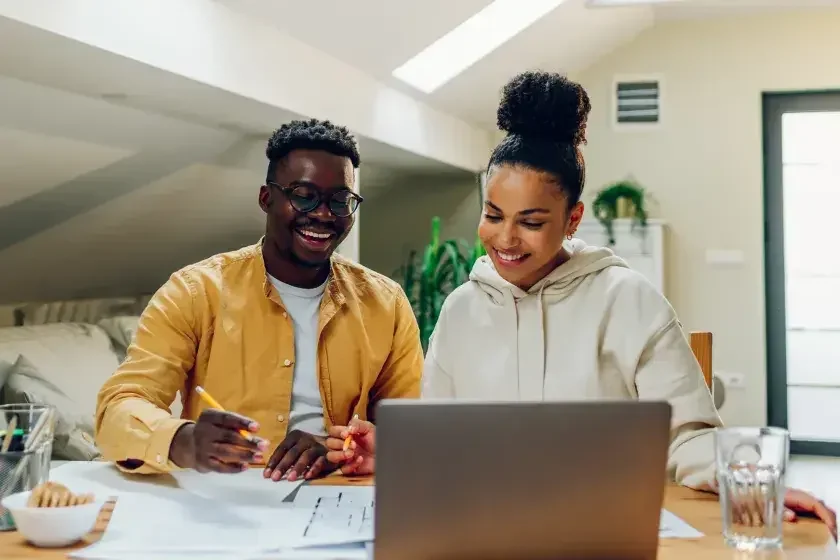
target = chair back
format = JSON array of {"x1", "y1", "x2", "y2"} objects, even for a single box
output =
[{"x1": 689, "y1": 331, "x2": 713, "y2": 389}]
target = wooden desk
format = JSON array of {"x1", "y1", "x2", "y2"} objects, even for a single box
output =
[{"x1": 1, "y1": 478, "x2": 836, "y2": 559}]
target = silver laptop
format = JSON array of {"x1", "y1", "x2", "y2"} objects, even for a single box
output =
[{"x1": 374, "y1": 400, "x2": 672, "y2": 560}]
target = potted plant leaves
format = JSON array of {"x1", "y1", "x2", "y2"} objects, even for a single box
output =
[
  {"x1": 396, "y1": 216, "x2": 484, "y2": 352},
  {"x1": 590, "y1": 179, "x2": 649, "y2": 245}
]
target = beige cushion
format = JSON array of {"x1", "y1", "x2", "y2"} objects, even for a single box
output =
[
  {"x1": 97, "y1": 316, "x2": 140, "y2": 361},
  {"x1": 14, "y1": 297, "x2": 151, "y2": 326},
  {"x1": 0, "y1": 323, "x2": 120, "y2": 419},
  {"x1": 1, "y1": 355, "x2": 100, "y2": 460},
  {"x1": 0, "y1": 358, "x2": 14, "y2": 390}
]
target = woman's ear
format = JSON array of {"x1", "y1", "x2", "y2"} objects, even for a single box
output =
[{"x1": 567, "y1": 201, "x2": 585, "y2": 236}]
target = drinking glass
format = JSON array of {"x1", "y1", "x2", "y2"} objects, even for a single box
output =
[
  {"x1": 0, "y1": 404, "x2": 56, "y2": 531},
  {"x1": 715, "y1": 426, "x2": 789, "y2": 550}
]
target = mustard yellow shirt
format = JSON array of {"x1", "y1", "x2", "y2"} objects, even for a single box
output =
[{"x1": 95, "y1": 241, "x2": 423, "y2": 473}]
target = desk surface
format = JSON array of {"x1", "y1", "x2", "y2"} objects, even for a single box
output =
[{"x1": 1, "y1": 476, "x2": 836, "y2": 559}]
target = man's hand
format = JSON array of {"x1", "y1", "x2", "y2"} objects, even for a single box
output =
[
  {"x1": 325, "y1": 418, "x2": 376, "y2": 476},
  {"x1": 784, "y1": 488, "x2": 837, "y2": 541},
  {"x1": 169, "y1": 409, "x2": 268, "y2": 473},
  {"x1": 263, "y1": 430, "x2": 336, "y2": 482}
]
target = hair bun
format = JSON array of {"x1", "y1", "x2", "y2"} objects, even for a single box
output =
[{"x1": 496, "y1": 71, "x2": 591, "y2": 146}]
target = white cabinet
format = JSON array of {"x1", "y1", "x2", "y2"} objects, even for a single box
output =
[{"x1": 575, "y1": 219, "x2": 666, "y2": 295}]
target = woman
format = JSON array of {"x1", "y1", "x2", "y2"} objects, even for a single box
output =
[{"x1": 325, "y1": 71, "x2": 836, "y2": 533}]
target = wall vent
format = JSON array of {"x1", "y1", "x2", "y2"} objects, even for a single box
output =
[{"x1": 614, "y1": 78, "x2": 661, "y2": 127}]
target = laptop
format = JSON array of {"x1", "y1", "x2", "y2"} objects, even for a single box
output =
[{"x1": 374, "y1": 400, "x2": 672, "y2": 560}]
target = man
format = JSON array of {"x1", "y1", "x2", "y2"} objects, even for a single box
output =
[{"x1": 95, "y1": 118, "x2": 423, "y2": 481}]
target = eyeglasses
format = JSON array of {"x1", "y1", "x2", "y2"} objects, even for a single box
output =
[{"x1": 267, "y1": 181, "x2": 363, "y2": 218}]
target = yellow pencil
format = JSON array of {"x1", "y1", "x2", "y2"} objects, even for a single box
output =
[
  {"x1": 343, "y1": 414, "x2": 359, "y2": 451},
  {"x1": 195, "y1": 386, "x2": 253, "y2": 441}
]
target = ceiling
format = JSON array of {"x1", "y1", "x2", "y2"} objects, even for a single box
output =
[
  {"x1": 0, "y1": 71, "x2": 469, "y2": 303},
  {"x1": 219, "y1": 0, "x2": 840, "y2": 127},
  {"x1": 0, "y1": 0, "x2": 837, "y2": 303},
  {"x1": 0, "y1": 15, "x2": 459, "y2": 174}
]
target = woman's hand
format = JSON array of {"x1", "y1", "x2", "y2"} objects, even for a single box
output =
[
  {"x1": 784, "y1": 488, "x2": 837, "y2": 540},
  {"x1": 325, "y1": 417, "x2": 376, "y2": 476}
]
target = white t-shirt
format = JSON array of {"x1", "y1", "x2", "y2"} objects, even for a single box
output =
[{"x1": 268, "y1": 274, "x2": 327, "y2": 437}]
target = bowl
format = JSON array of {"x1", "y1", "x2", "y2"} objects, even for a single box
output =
[{"x1": 1, "y1": 489, "x2": 106, "y2": 547}]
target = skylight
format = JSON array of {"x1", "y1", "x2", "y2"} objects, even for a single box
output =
[{"x1": 392, "y1": 0, "x2": 569, "y2": 94}]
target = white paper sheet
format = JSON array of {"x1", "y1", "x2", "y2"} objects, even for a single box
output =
[
  {"x1": 71, "y1": 550, "x2": 259, "y2": 560},
  {"x1": 293, "y1": 485, "x2": 374, "y2": 508},
  {"x1": 659, "y1": 509, "x2": 704, "y2": 539},
  {"x1": 51, "y1": 462, "x2": 304, "y2": 506},
  {"x1": 254, "y1": 542, "x2": 371, "y2": 560},
  {"x1": 293, "y1": 485, "x2": 375, "y2": 543},
  {"x1": 49, "y1": 462, "x2": 340, "y2": 559}
]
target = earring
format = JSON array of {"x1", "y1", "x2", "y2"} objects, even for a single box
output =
[{"x1": 566, "y1": 232, "x2": 574, "y2": 240}]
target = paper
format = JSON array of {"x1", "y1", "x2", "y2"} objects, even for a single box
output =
[
  {"x1": 69, "y1": 491, "x2": 312, "y2": 553},
  {"x1": 293, "y1": 485, "x2": 375, "y2": 508},
  {"x1": 71, "y1": 551, "x2": 257, "y2": 560},
  {"x1": 254, "y1": 542, "x2": 371, "y2": 560},
  {"x1": 172, "y1": 469, "x2": 303, "y2": 506},
  {"x1": 50, "y1": 462, "x2": 334, "y2": 559},
  {"x1": 659, "y1": 509, "x2": 704, "y2": 539},
  {"x1": 51, "y1": 462, "x2": 304, "y2": 506},
  {"x1": 292, "y1": 485, "x2": 374, "y2": 542}
]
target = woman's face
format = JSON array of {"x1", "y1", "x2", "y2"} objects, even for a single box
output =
[{"x1": 478, "y1": 165, "x2": 583, "y2": 290}]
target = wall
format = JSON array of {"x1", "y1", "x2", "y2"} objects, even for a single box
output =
[
  {"x1": 574, "y1": 9, "x2": 840, "y2": 426},
  {"x1": 359, "y1": 173, "x2": 481, "y2": 280},
  {"x1": 0, "y1": 73, "x2": 472, "y2": 307}
]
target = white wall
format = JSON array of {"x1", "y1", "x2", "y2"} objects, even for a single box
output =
[
  {"x1": 360, "y1": 174, "x2": 480, "y2": 280},
  {"x1": 575, "y1": 9, "x2": 840, "y2": 426}
]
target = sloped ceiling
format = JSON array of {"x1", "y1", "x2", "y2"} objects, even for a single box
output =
[
  {"x1": 0, "y1": 74, "x2": 465, "y2": 303},
  {"x1": 220, "y1": 0, "x2": 838, "y2": 127}
]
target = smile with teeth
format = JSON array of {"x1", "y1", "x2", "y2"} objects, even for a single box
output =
[
  {"x1": 495, "y1": 249, "x2": 528, "y2": 262},
  {"x1": 296, "y1": 227, "x2": 334, "y2": 241}
]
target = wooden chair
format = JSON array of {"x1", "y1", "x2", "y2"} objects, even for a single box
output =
[{"x1": 689, "y1": 331, "x2": 713, "y2": 389}]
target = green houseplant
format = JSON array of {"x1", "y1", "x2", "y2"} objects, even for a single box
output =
[
  {"x1": 590, "y1": 179, "x2": 649, "y2": 245},
  {"x1": 398, "y1": 216, "x2": 484, "y2": 351}
]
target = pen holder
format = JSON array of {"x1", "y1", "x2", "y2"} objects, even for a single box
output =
[{"x1": 0, "y1": 404, "x2": 55, "y2": 531}]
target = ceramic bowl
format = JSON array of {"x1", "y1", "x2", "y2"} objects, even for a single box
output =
[{"x1": 1, "y1": 489, "x2": 105, "y2": 547}]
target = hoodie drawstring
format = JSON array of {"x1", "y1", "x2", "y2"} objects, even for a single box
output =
[
  {"x1": 504, "y1": 289, "x2": 522, "y2": 398},
  {"x1": 537, "y1": 283, "x2": 547, "y2": 399}
]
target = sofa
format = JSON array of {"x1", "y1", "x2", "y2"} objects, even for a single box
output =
[{"x1": 0, "y1": 297, "x2": 183, "y2": 466}]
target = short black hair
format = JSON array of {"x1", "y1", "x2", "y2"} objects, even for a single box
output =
[
  {"x1": 265, "y1": 118, "x2": 361, "y2": 182},
  {"x1": 488, "y1": 71, "x2": 592, "y2": 207}
]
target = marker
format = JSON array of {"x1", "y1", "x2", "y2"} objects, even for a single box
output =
[
  {"x1": 343, "y1": 414, "x2": 360, "y2": 451},
  {"x1": 195, "y1": 386, "x2": 254, "y2": 441}
]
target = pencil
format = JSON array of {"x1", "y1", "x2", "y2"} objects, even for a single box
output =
[
  {"x1": 1, "y1": 416, "x2": 17, "y2": 453},
  {"x1": 195, "y1": 386, "x2": 253, "y2": 441},
  {"x1": 343, "y1": 414, "x2": 359, "y2": 451}
]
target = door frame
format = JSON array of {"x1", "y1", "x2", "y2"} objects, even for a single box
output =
[{"x1": 763, "y1": 90, "x2": 840, "y2": 456}]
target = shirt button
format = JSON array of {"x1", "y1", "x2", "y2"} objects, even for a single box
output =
[
  {"x1": 156, "y1": 454, "x2": 163, "y2": 464},
  {"x1": 283, "y1": 359, "x2": 291, "y2": 366},
  {"x1": 277, "y1": 414, "x2": 285, "y2": 422}
]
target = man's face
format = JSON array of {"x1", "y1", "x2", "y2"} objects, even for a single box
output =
[{"x1": 259, "y1": 149, "x2": 356, "y2": 268}]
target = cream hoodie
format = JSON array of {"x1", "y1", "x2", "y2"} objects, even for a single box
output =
[{"x1": 422, "y1": 239, "x2": 722, "y2": 490}]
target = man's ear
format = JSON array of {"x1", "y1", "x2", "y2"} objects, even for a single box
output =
[{"x1": 258, "y1": 185, "x2": 272, "y2": 213}]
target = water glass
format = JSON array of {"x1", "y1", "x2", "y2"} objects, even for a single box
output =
[
  {"x1": 0, "y1": 404, "x2": 56, "y2": 531},
  {"x1": 715, "y1": 426, "x2": 789, "y2": 550}
]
